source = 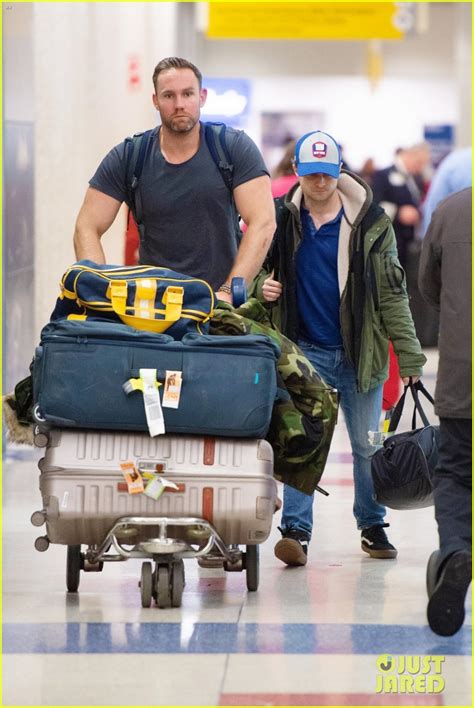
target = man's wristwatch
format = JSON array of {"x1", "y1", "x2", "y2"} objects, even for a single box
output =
[{"x1": 217, "y1": 284, "x2": 232, "y2": 295}]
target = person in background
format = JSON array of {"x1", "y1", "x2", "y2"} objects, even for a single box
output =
[
  {"x1": 359, "y1": 157, "x2": 376, "y2": 187},
  {"x1": 254, "y1": 130, "x2": 426, "y2": 567},
  {"x1": 421, "y1": 147, "x2": 472, "y2": 237},
  {"x1": 418, "y1": 187, "x2": 472, "y2": 637},
  {"x1": 271, "y1": 140, "x2": 298, "y2": 198},
  {"x1": 371, "y1": 144, "x2": 431, "y2": 268},
  {"x1": 74, "y1": 56, "x2": 275, "y2": 301}
]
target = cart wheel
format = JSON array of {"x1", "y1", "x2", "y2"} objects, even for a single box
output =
[
  {"x1": 245, "y1": 545, "x2": 259, "y2": 591},
  {"x1": 426, "y1": 550, "x2": 440, "y2": 598},
  {"x1": 171, "y1": 560, "x2": 185, "y2": 607},
  {"x1": 140, "y1": 562, "x2": 153, "y2": 608},
  {"x1": 66, "y1": 545, "x2": 82, "y2": 593},
  {"x1": 156, "y1": 564, "x2": 172, "y2": 608}
]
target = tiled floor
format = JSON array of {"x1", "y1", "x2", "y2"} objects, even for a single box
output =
[{"x1": 2, "y1": 350, "x2": 471, "y2": 706}]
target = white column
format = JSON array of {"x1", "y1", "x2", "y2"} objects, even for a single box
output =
[
  {"x1": 454, "y1": 2, "x2": 471, "y2": 147},
  {"x1": 33, "y1": 2, "x2": 177, "y2": 333}
]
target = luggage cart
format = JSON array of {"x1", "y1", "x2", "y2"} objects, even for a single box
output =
[{"x1": 31, "y1": 428, "x2": 277, "y2": 608}]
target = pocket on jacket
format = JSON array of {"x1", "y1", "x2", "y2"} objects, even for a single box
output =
[
  {"x1": 384, "y1": 255, "x2": 406, "y2": 295},
  {"x1": 372, "y1": 324, "x2": 389, "y2": 374}
]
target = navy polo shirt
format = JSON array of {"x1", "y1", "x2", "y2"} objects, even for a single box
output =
[{"x1": 296, "y1": 206, "x2": 344, "y2": 347}]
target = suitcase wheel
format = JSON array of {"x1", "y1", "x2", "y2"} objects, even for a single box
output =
[
  {"x1": 245, "y1": 545, "x2": 259, "y2": 592},
  {"x1": 32, "y1": 404, "x2": 47, "y2": 424}
]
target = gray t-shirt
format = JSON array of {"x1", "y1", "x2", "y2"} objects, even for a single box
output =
[{"x1": 89, "y1": 123, "x2": 269, "y2": 289}]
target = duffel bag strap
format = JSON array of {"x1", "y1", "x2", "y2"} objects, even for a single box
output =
[
  {"x1": 409, "y1": 381, "x2": 432, "y2": 429},
  {"x1": 388, "y1": 379, "x2": 432, "y2": 433},
  {"x1": 109, "y1": 281, "x2": 184, "y2": 333}
]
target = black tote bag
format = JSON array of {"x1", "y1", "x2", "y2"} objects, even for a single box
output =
[{"x1": 371, "y1": 381, "x2": 439, "y2": 510}]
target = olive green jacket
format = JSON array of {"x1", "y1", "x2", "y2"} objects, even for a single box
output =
[{"x1": 253, "y1": 172, "x2": 426, "y2": 393}]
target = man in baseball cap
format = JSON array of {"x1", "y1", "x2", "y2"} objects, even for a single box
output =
[
  {"x1": 293, "y1": 130, "x2": 342, "y2": 178},
  {"x1": 254, "y1": 130, "x2": 426, "y2": 568}
]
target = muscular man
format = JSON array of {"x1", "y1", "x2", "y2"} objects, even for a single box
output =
[{"x1": 74, "y1": 56, "x2": 275, "y2": 301}]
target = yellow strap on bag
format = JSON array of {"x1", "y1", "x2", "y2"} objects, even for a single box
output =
[
  {"x1": 162, "y1": 286, "x2": 184, "y2": 321},
  {"x1": 134, "y1": 279, "x2": 158, "y2": 320},
  {"x1": 67, "y1": 314, "x2": 88, "y2": 321},
  {"x1": 109, "y1": 281, "x2": 184, "y2": 333},
  {"x1": 108, "y1": 280, "x2": 128, "y2": 315}
]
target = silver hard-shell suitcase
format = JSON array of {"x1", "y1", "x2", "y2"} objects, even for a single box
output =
[{"x1": 32, "y1": 428, "x2": 277, "y2": 607}]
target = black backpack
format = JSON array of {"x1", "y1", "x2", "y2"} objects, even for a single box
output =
[{"x1": 124, "y1": 121, "x2": 241, "y2": 241}]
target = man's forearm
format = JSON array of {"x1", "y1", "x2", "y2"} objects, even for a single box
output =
[
  {"x1": 222, "y1": 218, "x2": 275, "y2": 286},
  {"x1": 74, "y1": 228, "x2": 107, "y2": 264}
]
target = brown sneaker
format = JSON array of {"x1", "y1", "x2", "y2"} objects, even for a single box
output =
[{"x1": 274, "y1": 530, "x2": 309, "y2": 567}]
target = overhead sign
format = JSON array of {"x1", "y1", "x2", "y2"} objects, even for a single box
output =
[{"x1": 208, "y1": 3, "x2": 413, "y2": 40}]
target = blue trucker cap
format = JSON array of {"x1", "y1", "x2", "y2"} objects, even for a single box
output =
[{"x1": 294, "y1": 130, "x2": 342, "y2": 178}]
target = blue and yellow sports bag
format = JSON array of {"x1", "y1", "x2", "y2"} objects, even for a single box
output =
[{"x1": 51, "y1": 260, "x2": 215, "y2": 339}]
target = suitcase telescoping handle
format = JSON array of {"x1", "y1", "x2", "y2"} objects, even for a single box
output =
[
  {"x1": 108, "y1": 281, "x2": 184, "y2": 333},
  {"x1": 388, "y1": 380, "x2": 434, "y2": 433}
]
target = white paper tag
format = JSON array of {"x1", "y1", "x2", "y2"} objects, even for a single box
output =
[
  {"x1": 144, "y1": 477, "x2": 165, "y2": 500},
  {"x1": 162, "y1": 370, "x2": 183, "y2": 409},
  {"x1": 140, "y1": 368, "x2": 165, "y2": 437}
]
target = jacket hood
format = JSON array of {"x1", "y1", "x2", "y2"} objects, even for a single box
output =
[{"x1": 284, "y1": 170, "x2": 373, "y2": 228}]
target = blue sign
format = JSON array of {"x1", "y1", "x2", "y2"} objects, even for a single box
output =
[
  {"x1": 201, "y1": 77, "x2": 251, "y2": 128},
  {"x1": 424, "y1": 124, "x2": 455, "y2": 167}
]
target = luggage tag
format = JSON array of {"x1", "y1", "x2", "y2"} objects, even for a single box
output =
[
  {"x1": 144, "y1": 475, "x2": 180, "y2": 501},
  {"x1": 120, "y1": 462, "x2": 144, "y2": 494},
  {"x1": 123, "y1": 369, "x2": 165, "y2": 437},
  {"x1": 141, "y1": 368, "x2": 165, "y2": 436},
  {"x1": 162, "y1": 370, "x2": 183, "y2": 409}
]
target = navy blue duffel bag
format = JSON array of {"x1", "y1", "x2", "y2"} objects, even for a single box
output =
[
  {"x1": 51, "y1": 261, "x2": 215, "y2": 339},
  {"x1": 32, "y1": 319, "x2": 280, "y2": 438}
]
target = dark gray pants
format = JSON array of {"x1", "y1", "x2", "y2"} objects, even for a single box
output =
[{"x1": 433, "y1": 417, "x2": 472, "y2": 566}]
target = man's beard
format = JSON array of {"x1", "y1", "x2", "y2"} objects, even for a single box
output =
[{"x1": 164, "y1": 114, "x2": 198, "y2": 133}]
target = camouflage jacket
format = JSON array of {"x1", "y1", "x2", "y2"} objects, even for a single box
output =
[
  {"x1": 211, "y1": 299, "x2": 338, "y2": 495},
  {"x1": 252, "y1": 173, "x2": 426, "y2": 393}
]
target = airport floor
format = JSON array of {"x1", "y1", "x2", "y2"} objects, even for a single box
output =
[{"x1": 2, "y1": 350, "x2": 471, "y2": 707}]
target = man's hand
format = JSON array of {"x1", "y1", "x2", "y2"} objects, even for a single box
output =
[
  {"x1": 262, "y1": 271, "x2": 283, "y2": 302},
  {"x1": 215, "y1": 290, "x2": 233, "y2": 305},
  {"x1": 402, "y1": 375, "x2": 421, "y2": 386}
]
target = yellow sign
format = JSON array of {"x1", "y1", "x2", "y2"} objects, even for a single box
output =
[{"x1": 208, "y1": 3, "x2": 408, "y2": 40}]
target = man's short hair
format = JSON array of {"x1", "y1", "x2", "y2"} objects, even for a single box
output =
[{"x1": 152, "y1": 57, "x2": 202, "y2": 91}]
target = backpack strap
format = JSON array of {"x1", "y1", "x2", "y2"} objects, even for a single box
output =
[
  {"x1": 204, "y1": 121, "x2": 243, "y2": 243},
  {"x1": 265, "y1": 196, "x2": 290, "y2": 275},
  {"x1": 124, "y1": 129, "x2": 154, "y2": 225},
  {"x1": 204, "y1": 121, "x2": 234, "y2": 192}
]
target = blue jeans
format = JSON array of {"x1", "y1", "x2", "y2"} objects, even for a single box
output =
[{"x1": 281, "y1": 341, "x2": 386, "y2": 537}]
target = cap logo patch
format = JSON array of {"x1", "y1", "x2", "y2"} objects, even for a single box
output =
[{"x1": 312, "y1": 141, "x2": 327, "y2": 158}]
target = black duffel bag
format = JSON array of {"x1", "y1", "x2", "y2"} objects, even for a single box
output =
[{"x1": 371, "y1": 381, "x2": 439, "y2": 510}]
